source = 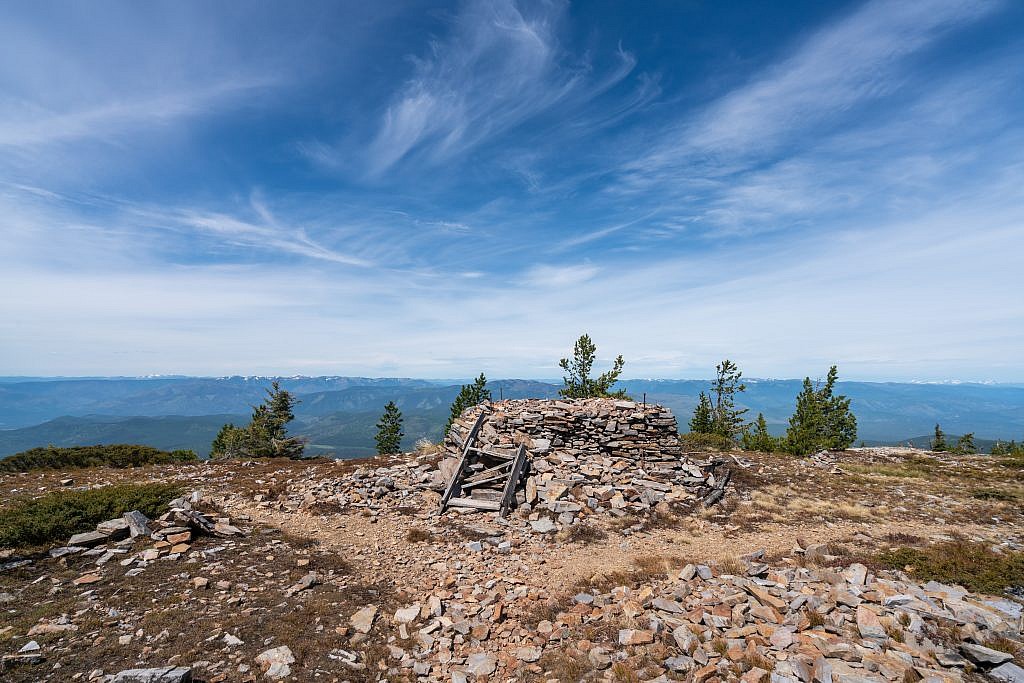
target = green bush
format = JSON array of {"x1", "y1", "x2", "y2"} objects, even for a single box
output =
[
  {"x1": 679, "y1": 431, "x2": 735, "y2": 452},
  {"x1": 0, "y1": 444, "x2": 198, "y2": 473},
  {"x1": 0, "y1": 483, "x2": 182, "y2": 549},
  {"x1": 876, "y1": 541, "x2": 1024, "y2": 595}
]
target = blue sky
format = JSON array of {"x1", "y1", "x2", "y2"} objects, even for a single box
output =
[{"x1": 1, "y1": 0, "x2": 1022, "y2": 381}]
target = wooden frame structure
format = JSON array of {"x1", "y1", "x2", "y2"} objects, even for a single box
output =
[{"x1": 440, "y1": 410, "x2": 529, "y2": 518}]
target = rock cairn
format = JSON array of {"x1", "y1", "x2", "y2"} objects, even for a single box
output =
[
  {"x1": 46, "y1": 492, "x2": 244, "y2": 577},
  {"x1": 442, "y1": 399, "x2": 730, "y2": 524}
]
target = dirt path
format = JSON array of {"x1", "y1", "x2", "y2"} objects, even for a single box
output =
[{"x1": 228, "y1": 499, "x2": 1007, "y2": 596}]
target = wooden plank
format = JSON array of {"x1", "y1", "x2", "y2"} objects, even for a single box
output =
[
  {"x1": 466, "y1": 447, "x2": 515, "y2": 460},
  {"x1": 463, "y1": 461, "x2": 513, "y2": 483},
  {"x1": 447, "y1": 496, "x2": 501, "y2": 511},
  {"x1": 440, "y1": 411, "x2": 486, "y2": 510},
  {"x1": 462, "y1": 473, "x2": 511, "y2": 489},
  {"x1": 499, "y1": 444, "x2": 528, "y2": 518}
]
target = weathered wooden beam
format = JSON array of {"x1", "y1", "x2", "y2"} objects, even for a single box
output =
[
  {"x1": 466, "y1": 447, "x2": 515, "y2": 460},
  {"x1": 447, "y1": 496, "x2": 501, "y2": 511},
  {"x1": 440, "y1": 411, "x2": 486, "y2": 510},
  {"x1": 463, "y1": 461, "x2": 513, "y2": 482},
  {"x1": 462, "y1": 473, "x2": 511, "y2": 489},
  {"x1": 499, "y1": 444, "x2": 528, "y2": 518}
]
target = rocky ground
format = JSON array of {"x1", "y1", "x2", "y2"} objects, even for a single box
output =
[{"x1": 1, "y1": 447, "x2": 1022, "y2": 682}]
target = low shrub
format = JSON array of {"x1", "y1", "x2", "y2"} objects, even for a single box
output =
[
  {"x1": 875, "y1": 540, "x2": 1024, "y2": 595},
  {"x1": 0, "y1": 444, "x2": 198, "y2": 473},
  {"x1": 679, "y1": 432, "x2": 735, "y2": 452},
  {"x1": 0, "y1": 482, "x2": 182, "y2": 549},
  {"x1": 405, "y1": 527, "x2": 433, "y2": 543},
  {"x1": 565, "y1": 523, "x2": 608, "y2": 544}
]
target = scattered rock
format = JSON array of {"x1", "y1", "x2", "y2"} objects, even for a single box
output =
[
  {"x1": 255, "y1": 645, "x2": 295, "y2": 679},
  {"x1": 530, "y1": 518, "x2": 557, "y2": 534},
  {"x1": 464, "y1": 652, "x2": 497, "y2": 677},
  {"x1": 960, "y1": 643, "x2": 1013, "y2": 666},
  {"x1": 111, "y1": 667, "x2": 193, "y2": 683},
  {"x1": 350, "y1": 605, "x2": 378, "y2": 633},
  {"x1": 516, "y1": 646, "x2": 542, "y2": 662},
  {"x1": 990, "y1": 663, "x2": 1024, "y2": 683},
  {"x1": 18, "y1": 640, "x2": 40, "y2": 653}
]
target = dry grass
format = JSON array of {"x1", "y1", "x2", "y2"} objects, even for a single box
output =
[
  {"x1": 611, "y1": 661, "x2": 641, "y2": 682},
  {"x1": 405, "y1": 527, "x2": 434, "y2": 543},
  {"x1": 444, "y1": 522, "x2": 492, "y2": 541},
  {"x1": 984, "y1": 635, "x2": 1023, "y2": 660},
  {"x1": 742, "y1": 652, "x2": 775, "y2": 673},
  {"x1": 518, "y1": 595, "x2": 567, "y2": 628},
  {"x1": 717, "y1": 556, "x2": 744, "y2": 576},
  {"x1": 539, "y1": 648, "x2": 592, "y2": 681},
  {"x1": 971, "y1": 488, "x2": 1022, "y2": 502},
  {"x1": 728, "y1": 483, "x2": 882, "y2": 530},
  {"x1": 786, "y1": 497, "x2": 880, "y2": 521},
  {"x1": 305, "y1": 500, "x2": 345, "y2": 515},
  {"x1": 565, "y1": 522, "x2": 608, "y2": 545},
  {"x1": 844, "y1": 458, "x2": 934, "y2": 479},
  {"x1": 574, "y1": 555, "x2": 684, "y2": 593}
]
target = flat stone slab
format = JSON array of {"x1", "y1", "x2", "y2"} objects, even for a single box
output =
[
  {"x1": 530, "y1": 518, "x2": 556, "y2": 534},
  {"x1": 350, "y1": 605, "x2": 378, "y2": 634},
  {"x1": 990, "y1": 663, "x2": 1024, "y2": 683},
  {"x1": 111, "y1": 667, "x2": 193, "y2": 683},
  {"x1": 960, "y1": 643, "x2": 1013, "y2": 666},
  {"x1": 67, "y1": 531, "x2": 108, "y2": 548}
]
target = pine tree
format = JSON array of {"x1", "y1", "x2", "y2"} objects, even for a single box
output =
[
  {"x1": 210, "y1": 381, "x2": 304, "y2": 459},
  {"x1": 265, "y1": 381, "x2": 298, "y2": 441},
  {"x1": 991, "y1": 440, "x2": 1022, "y2": 456},
  {"x1": 558, "y1": 334, "x2": 628, "y2": 399},
  {"x1": 818, "y1": 366, "x2": 857, "y2": 450},
  {"x1": 991, "y1": 439, "x2": 1023, "y2": 456},
  {"x1": 784, "y1": 378, "x2": 824, "y2": 455},
  {"x1": 375, "y1": 401, "x2": 404, "y2": 455},
  {"x1": 210, "y1": 423, "x2": 238, "y2": 459},
  {"x1": 953, "y1": 432, "x2": 976, "y2": 455},
  {"x1": 444, "y1": 373, "x2": 491, "y2": 436},
  {"x1": 689, "y1": 392, "x2": 714, "y2": 433},
  {"x1": 783, "y1": 366, "x2": 857, "y2": 455},
  {"x1": 741, "y1": 413, "x2": 780, "y2": 452},
  {"x1": 709, "y1": 359, "x2": 748, "y2": 438},
  {"x1": 931, "y1": 423, "x2": 948, "y2": 452}
]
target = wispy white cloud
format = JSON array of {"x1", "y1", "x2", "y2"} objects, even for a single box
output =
[
  {"x1": 4, "y1": 187, "x2": 1021, "y2": 380},
  {"x1": 690, "y1": 0, "x2": 998, "y2": 155},
  {"x1": 0, "y1": 79, "x2": 272, "y2": 149},
  {"x1": 555, "y1": 210, "x2": 660, "y2": 250},
  {"x1": 523, "y1": 263, "x2": 599, "y2": 288},
  {"x1": 362, "y1": 0, "x2": 635, "y2": 176},
  {"x1": 1, "y1": 0, "x2": 1021, "y2": 382},
  {"x1": 620, "y1": 0, "x2": 1002, "y2": 191}
]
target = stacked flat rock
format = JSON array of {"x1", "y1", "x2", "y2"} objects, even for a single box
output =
[
  {"x1": 442, "y1": 399, "x2": 728, "y2": 522},
  {"x1": 250, "y1": 456, "x2": 438, "y2": 513},
  {"x1": 46, "y1": 491, "x2": 245, "y2": 581}
]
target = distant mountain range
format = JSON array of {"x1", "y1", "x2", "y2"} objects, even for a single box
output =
[{"x1": 0, "y1": 376, "x2": 1022, "y2": 458}]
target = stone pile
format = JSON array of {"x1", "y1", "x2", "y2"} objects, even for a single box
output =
[
  {"x1": 47, "y1": 492, "x2": 245, "y2": 579},
  {"x1": 247, "y1": 455, "x2": 438, "y2": 513},
  {"x1": 443, "y1": 399, "x2": 730, "y2": 524},
  {"x1": 358, "y1": 547, "x2": 1024, "y2": 682}
]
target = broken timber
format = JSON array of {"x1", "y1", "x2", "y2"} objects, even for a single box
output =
[{"x1": 440, "y1": 409, "x2": 529, "y2": 518}]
